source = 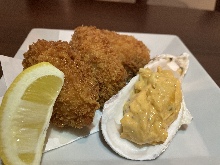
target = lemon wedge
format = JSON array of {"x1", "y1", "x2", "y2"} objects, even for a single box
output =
[{"x1": 0, "y1": 62, "x2": 64, "y2": 165}]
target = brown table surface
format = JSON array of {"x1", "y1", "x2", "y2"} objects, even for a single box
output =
[{"x1": 0, "y1": 0, "x2": 220, "y2": 87}]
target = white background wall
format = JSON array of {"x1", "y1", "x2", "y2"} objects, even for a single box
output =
[
  {"x1": 98, "y1": 0, "x2": 217, "y2": 11},
  {"x1": 147, "y1": 0, "x2": 216, "y2": 11}
]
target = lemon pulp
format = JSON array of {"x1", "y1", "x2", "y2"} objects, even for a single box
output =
[
  {"x1": 0, "y1": 62, "x2": 64, "y2": 165},
  {"x1": 16, "y1": 76, "x2": 62, "y2": 164}
]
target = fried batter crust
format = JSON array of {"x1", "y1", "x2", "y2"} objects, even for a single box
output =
[
  {"x1": 22, "y1": 26, "x2": 150, "y2": 128},
  {"x1": 71, "y1": 26, "x2": 150, "y2": 79},
  {"x1": 70, "y1": 26, "x2": 128, "y2": 106},
  {"x1": 23, "y1": 40, "x2": 100, "y2": 128}
]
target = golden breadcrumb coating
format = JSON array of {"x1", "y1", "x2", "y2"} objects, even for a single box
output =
[
  {"x1": 70, "y1": 27, "x2": 128, "y2": 106},
  {"x1": 22, "y1": 26, "x2": 150, "y2": 128},
  {"x1": 71, "y1": 26, "x2": 150, "y2": 79},
  {"x1": 23, "y1": 40, "x2": 100, "y2": 128}
]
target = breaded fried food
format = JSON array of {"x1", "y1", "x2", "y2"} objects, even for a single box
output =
[
  {"x1": 70, "y1": 27, "x2": 128, "y2": 106},
  {"x1": 22, "y1": 26, "x2": 150, "y2": 128},
  {"x1": 70, "y1": 26, "x2": 150, "y2": 79},
  {"x1": 22, "y1": 40, "x2": 100, "y2": 128}
]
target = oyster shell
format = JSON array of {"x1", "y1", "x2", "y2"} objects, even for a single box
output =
[{"x1": 101, "y1": 53, "x2": 192, "y2": 160}]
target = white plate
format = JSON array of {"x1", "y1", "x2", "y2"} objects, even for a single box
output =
[{"x1": 1, "y1": 29, "x2": 220, "y2": 164}]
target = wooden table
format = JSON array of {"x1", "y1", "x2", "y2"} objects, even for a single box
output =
[{"x1": 0, "y1": 0, "x2": 220, "y2": 87}]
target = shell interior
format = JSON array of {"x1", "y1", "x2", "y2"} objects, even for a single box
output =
[{"x1": 101, "y1": 53, "x2": 192, "y2": 160}]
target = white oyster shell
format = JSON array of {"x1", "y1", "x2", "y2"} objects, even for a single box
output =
[{"x1": 101, "y1": 53, "x2": 192, "y2": 160}]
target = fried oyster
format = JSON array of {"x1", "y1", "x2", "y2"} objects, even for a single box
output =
[
  {"x1": 22, "y1": 26, "x2": 150, "y2": 128},
  {"x1": 22, "y1": 40, "x2": 100, "y2": 128}
]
